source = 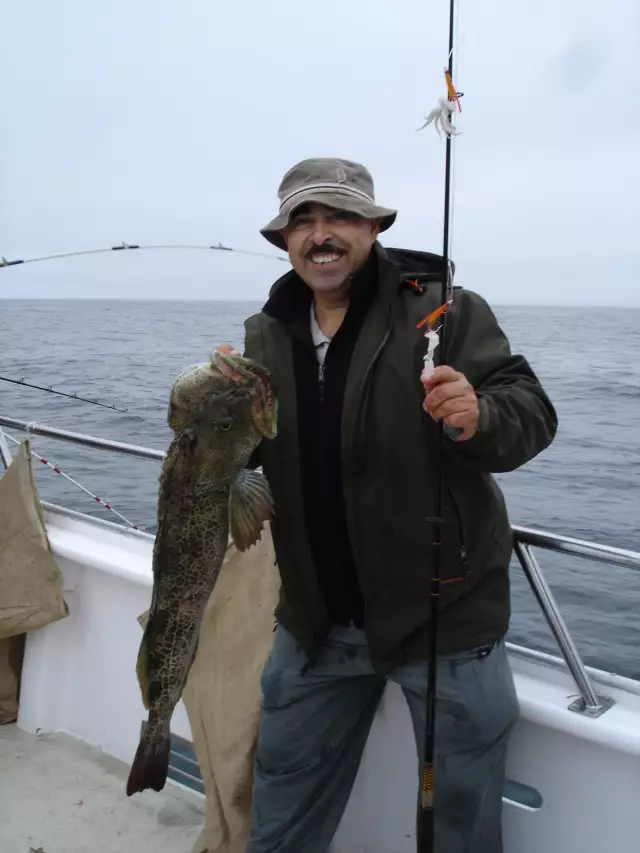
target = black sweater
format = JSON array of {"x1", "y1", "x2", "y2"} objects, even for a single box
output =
[{"x1": 265, "y1": 251, "x2": 379, "y2": 626}]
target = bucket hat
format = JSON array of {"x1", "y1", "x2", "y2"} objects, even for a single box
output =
[{"x1": 260, "y1": 157, "x2": 397, "y2": 251}]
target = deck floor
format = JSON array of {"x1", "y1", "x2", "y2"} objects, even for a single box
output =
[{"x1": 0, "y1": 725, "x2": 204, "y2": 853}]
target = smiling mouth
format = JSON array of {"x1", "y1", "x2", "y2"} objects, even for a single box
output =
[{"x1": 309, "y1": 251, "x2": 344, "y2": 265}]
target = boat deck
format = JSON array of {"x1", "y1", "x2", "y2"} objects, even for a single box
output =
[{"x1": 0, "y1": 725, "x2": 204, "y2": 853}]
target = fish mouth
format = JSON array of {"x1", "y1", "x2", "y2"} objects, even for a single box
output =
[{"x1": 211, "y1": 350, "x2": 277, "y2": 439}]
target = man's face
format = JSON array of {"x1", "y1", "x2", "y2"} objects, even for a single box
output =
[{"x1": 281, "y1": 203, "x2": 380, "y2": 293}]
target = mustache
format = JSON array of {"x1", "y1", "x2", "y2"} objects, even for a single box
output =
[{"x1": 305, "y1": 241, "x2": 346, "y2": 259}]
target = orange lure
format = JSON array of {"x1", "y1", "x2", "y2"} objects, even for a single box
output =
[
  {"x1": 445, "y1": 70, "x2": 462, "y2": 111},
  {"x1": 417, "y1": 301, "x2": 450, "y2": 331}
]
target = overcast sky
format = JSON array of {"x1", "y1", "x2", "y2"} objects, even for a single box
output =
[{"x1": 1, "y1": 0, "x2": 638, "y2": 304}]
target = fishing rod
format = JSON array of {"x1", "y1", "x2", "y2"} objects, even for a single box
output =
[
  {"x1": 416, "y1": 1, "x2": 462, "y2": 850},
  {"x1": 1, "y1": 241, "x2": 288, "y2": 414},
  {"x1": 0, "y1": 375, "x2": 129, "y2": 413},
  {"x1": 0, "y1": 241, "x2": 289, "y2": 269}
]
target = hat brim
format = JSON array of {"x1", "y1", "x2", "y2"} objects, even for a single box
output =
[{"x1": 260, "y1": 189, "x2": 397, "y2": 251}]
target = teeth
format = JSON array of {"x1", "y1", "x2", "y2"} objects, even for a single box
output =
[{"x1": 311, "y1": 253, "x2": 341, "y2": 264}]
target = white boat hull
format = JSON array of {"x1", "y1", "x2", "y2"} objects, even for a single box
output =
[{"x1": 14, "y1": 506, "x2": 640, "y2": 853}]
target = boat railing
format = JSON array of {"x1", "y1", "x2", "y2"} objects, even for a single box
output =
[{"x1": 2, "y1": 415, "x2": 639, "y2": 719}]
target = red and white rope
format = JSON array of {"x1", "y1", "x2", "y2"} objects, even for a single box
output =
[{"x1": 3, "y1": 432, "x2": 143, "y2": 530}]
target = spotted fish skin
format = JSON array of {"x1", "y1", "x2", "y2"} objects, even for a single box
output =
[{"x1": 126, "y1": 350, "x2": 277, "y2": 797}]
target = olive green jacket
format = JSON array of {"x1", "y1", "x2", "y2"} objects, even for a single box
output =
[{"x1": 244, "y1": 244, "x2": 557, "y2": 671}]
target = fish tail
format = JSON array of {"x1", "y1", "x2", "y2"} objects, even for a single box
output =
[{"x1": 126, "y1": 719, "x2": 171, "y2": 796}]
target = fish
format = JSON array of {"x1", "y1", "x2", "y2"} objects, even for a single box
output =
[{"x1": 125, "y1": 348, "x2": 277, "y2": 797}]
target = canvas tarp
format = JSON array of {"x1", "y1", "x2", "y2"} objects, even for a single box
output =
[
  {"x1": 0, "y1": 633, "x2": 26, "y2": 724},
  {"x1": 0, "y1": 439, "x2": 68, "y2": 640},
  {"x1": 138, "y1": 523, "x2": 280, "y2": 853}
]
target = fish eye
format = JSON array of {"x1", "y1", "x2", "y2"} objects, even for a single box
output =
[{"x1": 219, "y1": 417, "x2": 233, "y2": 431}]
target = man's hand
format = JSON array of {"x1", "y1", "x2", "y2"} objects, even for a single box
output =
[
  {"x1": 422, "y1": 366, "x2": 479, "y2": 441},
  {"x1": 216, "y1": 343, "x2": 241, "y2": 355}
]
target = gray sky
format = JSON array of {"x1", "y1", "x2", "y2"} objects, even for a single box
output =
[{"x1": 1, "y1": 0, "x2": 638, "y2": 304}]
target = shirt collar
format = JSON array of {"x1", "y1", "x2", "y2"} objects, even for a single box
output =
[{"x1": 310, "y1": 302, "x2": 331, "y2": 348}]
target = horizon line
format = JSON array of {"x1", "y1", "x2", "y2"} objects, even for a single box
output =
[{"x1": 1, "y1": 297, "x2": 639, "y2": 309}]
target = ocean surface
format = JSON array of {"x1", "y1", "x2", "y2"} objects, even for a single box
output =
[{"x1": 1, "y1": 300, "x2": 639, "y2": 680}]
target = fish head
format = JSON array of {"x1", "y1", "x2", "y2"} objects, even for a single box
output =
[
  {"x1": 167, "y1": 351, "x2": 277, "y2": 470},
  {"x1": 209, "y1": 350, "x2": 277, "y2": 440}
]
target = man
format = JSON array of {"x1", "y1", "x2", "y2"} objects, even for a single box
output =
[{"x1": 229, "y1": 158, "x2": 557, "y2": 853}]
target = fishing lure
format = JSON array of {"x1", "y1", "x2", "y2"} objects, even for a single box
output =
[
  {"x1": 417, "y1": 300, "x2": 449, "y2": 332},
  {"x1": 416, "y1": 99, "x2": 459, "y2": 137},
  {"x1": 416, "y1": 69, "x2": 463, "y2": 138},
  {"x1": 444, "y1": 70, "x2": 462, "y2": 111},
  {"x1": 410, "y1": 272, "x2": 455, "y2": 382},
  {"x1": 418, "y1": 300, "x2": 451, "y2": 378},
  {"x1": 421, "y1": 326, "x2": 442, "y2": 381},
  {"x1": 418, "y1": 303, "x2": 463, "y2": 444}
]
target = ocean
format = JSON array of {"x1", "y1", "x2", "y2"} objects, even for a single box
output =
[{"x1": 1, "y1": 299, "x2": 639, "y2": 680}]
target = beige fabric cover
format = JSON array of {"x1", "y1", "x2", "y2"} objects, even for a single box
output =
[
  {"x1": 183, "y1": 524, "x2": 280, "y2": 853},
  {"x1": 139, "y1": 523, "x2": 280, "y2": 853},
  {"x1": 0, "y1": 633, "x2": 26, "y2": 724},
  {"x1": 182, "y1": 526, "x2": 280, "y2": 853},
  {"x1": 0, "y1": 440, "x2": 68, "y2": 639}
]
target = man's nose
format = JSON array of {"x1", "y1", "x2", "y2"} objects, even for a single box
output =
[{"x1": 310, "y1": 219, "x2": 333, "y2": 245}]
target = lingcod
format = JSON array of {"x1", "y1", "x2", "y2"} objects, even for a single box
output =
[{"x1": 126, "y1": 349, "x2": 277, "y2": 796}]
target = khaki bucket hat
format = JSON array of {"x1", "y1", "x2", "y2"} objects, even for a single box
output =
[{"x1": 260, "y1": 157, "x2": 397, "y2": 251}]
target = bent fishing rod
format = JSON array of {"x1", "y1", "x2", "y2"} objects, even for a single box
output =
[
  {"x1": 415, "y1": 0, "x2": 462, "y2": 850},
  {"x1": 0, "y1": 240, "x2": 288, "y2": 269},
  {"x1": 1, "y1": 241, "x2": 288, "y2": 415},
  {"x1": 0, "y1": 241, "x2": 288, "y2": 413}
]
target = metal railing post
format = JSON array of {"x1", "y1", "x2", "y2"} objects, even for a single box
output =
[
  {"x1": 513, "y1": 539, "x2": 614, "y2": 717},
  {"x1": 513, "y1": 524, "x2": 640, "y2": 573}
]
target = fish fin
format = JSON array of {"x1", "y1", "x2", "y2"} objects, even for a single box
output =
[
  {"x1": 135, "y1": 601, "x2": 161, "y2": 710},
  {"x1": 229, "y1": 468, "x2": 274, "y2": 551},
  {"x1": 126, "y1": 720, "x2": 170, "y2": 796},
  {"x1": 136, "y1": 557, "x2": 164, "y2": 708},
  {"x1": 135, "y1": 627, "x2": 151, "y2": 710}
]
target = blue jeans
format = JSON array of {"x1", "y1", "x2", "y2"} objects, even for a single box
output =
[{"x1": 246, "y1": 625, "x2": 519, "y2": 853}]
